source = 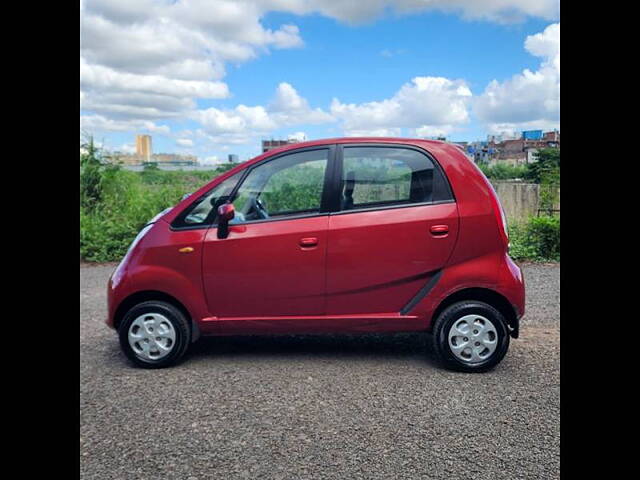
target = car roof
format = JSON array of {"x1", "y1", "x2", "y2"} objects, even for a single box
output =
[
  {"x1": 264, "y1": 136, "x2": 445, "y2": 151},
  {"x1": 249, "y1": 137, "x2": 450, "y2": 164}
]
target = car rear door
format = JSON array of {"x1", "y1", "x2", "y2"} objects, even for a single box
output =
[{"x1": 325, "y1": 144, "x2": 459, "y2": 316}]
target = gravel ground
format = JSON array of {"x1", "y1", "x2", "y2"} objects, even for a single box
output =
[{"x1": 80, "y1": 263, "x2": 559, "y2": 480}]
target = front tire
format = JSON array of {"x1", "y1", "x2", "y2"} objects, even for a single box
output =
[
  {"x1": 118, "y1": 301, "x2": 191, "y2": 369},
  {"x1": 431, "y1": 301, "x2": 510, "y2": 373}
]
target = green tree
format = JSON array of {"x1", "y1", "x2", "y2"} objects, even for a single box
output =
[
  {"x1": 80, "y1": 134, "x2": 121, "y2": 210},
  {"x1": 80, "y1": 135, "x2": 106, "y2": 210},
  {"x1": 525, "y1": 148, "x2": 560, "y2": 184},
  {"x1": 525, "y1": 148, "x2": 560, "y2": 215}
]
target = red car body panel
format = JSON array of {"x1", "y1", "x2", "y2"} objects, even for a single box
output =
[
  {"x1": 325, "y1": 202, "x2": 458, "y2": 316},
  {"x1": 106, "y1": 137, "x2": 525, "y2": 338},
  {"x1": 201, "y1": 216, "x2": 329, "y2": 318}
]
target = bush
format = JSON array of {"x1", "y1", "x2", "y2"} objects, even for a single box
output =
[
  {"x1": 80, "y1": 163, "x2": 228, "y2": 262},
  {"x1": 508, "y1": 216, "x2": 560, "y2": 262},
  {"x1": 478, "y1": 163, "x2": 527, "y2": 180}
]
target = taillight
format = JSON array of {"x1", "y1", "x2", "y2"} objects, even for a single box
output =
[
  {"x1": 467, "y1": 158, "x2": 509, "y2": 249},
  {"x1": 485, "y1": 181, "x2": 509, "y2": 249},
  {"x1": 499, "y1": 204, "x2": 509, "y2": 242}
]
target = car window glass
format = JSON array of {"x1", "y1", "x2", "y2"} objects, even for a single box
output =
[
  {"x1": 341, "y1": 147, "x2": 452, "y2": 210},
  {"x1": 232, "y1": 149, "x2": 328, "y2": 223},
  {"x1": 174, "y1": 171, "x2": 243, "y2": 227}
]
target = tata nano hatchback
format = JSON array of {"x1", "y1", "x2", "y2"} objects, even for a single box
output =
[{"x1": 107, "y1": 138, "x2": 525, "y2": 372}]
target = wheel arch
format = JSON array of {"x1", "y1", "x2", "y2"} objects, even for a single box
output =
[
  {"x1": 432, "y1": 287, "x2": 519, "y2": 338},
  {"x1": 113, "y1": 290, "x2": 201, "y2": 342}
]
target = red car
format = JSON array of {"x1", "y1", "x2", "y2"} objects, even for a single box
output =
[{"x1": 107, "y1": 138, "x2": 525, "y2": 372}]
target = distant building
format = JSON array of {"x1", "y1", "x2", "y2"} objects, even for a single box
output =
[
  {"x1": 469, "y1": 130, "x2": 559, "y2": 166},
  {"x1": 543, "y1": 130, "x2": 560, "y2": 143},
  {"x1": 522, "y1": 130, "x2": 543, "y2": 140},
  {"x1": 450, "y1": 142, "x2": 473, "y2": 160},
  {"x1": 136, "y1": 134, "x2": 152, "y2": 162},
  {"x1": 148, "y1": 153, "x2": 197, "y2": 165},
  {"x1": 107, "y1": 134, "x2": 198, "y2": 166},
  {"x1": 262, "y1": 138, "x2": 299, "y2": 153},
  {"x1": 487, "y1": 132, "x2": 517, "y2": 143},
  {"x1": 228, "y1": 154, "x2": 239, "y2": 163},
  {"x1": 526, "y1": 148, "x2": 539, "y2": 164},
  {"x1": 108, "y1": 152, "x2": 139, "y2": 166}
]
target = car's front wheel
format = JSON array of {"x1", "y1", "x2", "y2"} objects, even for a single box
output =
[
  {"x1": 431, "y1": 300, "x2": 510, "y2": 372},
  {"x1": 118, "y1": 301, "x2": 191, "y2": 368}
]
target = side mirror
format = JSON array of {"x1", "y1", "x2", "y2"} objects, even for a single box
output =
[
  {"x1": 217, "y1": 203, "x2": 235, "y2": 239},
  {"x1": 218, "y1": 202, "x2": 235, "y2": 222}
]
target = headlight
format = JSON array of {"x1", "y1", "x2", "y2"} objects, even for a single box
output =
[
  {"x1": 127, "y1": 223, "x2": 154, "y2": 255},
  {"x1": 111, "y1": 224, "x2": 154, "y2": 288},
  {"x1": 148, "y1": 207, "x2": 173, "y2": 224}
]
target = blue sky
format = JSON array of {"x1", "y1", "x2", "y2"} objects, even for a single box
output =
[{"x1": 80, "y1": 1, "x2": 560, "y2": 163}]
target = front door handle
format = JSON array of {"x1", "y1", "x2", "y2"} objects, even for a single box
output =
[
  {"x1": 430, "y1": 225, "x2": 449, "y2": 237},
  {"x1": 299, "y1": 237, "x2": 318, "y2": 248}
]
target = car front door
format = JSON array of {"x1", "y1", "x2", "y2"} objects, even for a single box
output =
[
  {"x1": 325, "y1": 144, "x2": 459, "y2": 316},
  {"x1": 202, "y1": 146, "x2": 334, "y2": 319}
]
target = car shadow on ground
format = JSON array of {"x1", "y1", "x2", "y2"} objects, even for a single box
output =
[
  {"x1": 183, "y1": 332, "x2": 441, "y2": 365},
  {"x1": 97, "y1": 331, "x2": 444, "y2": 369}
]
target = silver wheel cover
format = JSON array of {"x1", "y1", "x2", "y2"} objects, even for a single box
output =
[
  {"x1": 448, "y1": 314, "x2": 498, "y2": 364},
  {"x1": 128, "y1": 313, "x2": 176, "y2": 361}
]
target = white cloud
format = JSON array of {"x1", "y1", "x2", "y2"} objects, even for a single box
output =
[
  {"x1": 193, "y1": 83, "x2": 332, "y2": 139},
  {"x1": 262, "y1": 0, "x2": 559, "y2": 24},
  {"x1": 177, "y1": 130, "x2": 194, "y2": 138},
  {"x1": 330, "y1": 76, "x2": 472, "y2": 136},
  {"x1": 475, "y1": 23, "x2": 559, "y2": 132},
  {"x1": 413, "y1": 125, "x2": 452, "y2": 138},
  {"x1": 81, "y1": 0, "x2": 303, "y2": 124},
  {"x1": 80, "y1": 114, "x2": 171, "y2": 135},
  {"x1": 80, "y1": 1, "x2": 560, "y2": 153},
  {"x1": 80, "y1": 59, "x2": 228, "y2": 99},
  {"x1": 118, "y1": 143, "x2": 136, "y2": 154},
  {"x1": 288, "y1": 131, "x2": 307, "y2": 141},
  {"x1": 343, "y1": 128, "x2": 402, "y2": 137},
  {"x1": 194, "y1": 105, "x2": 276, "y2": 135},
  {"x1": 176, "y1": 138, "x2": 194, "y2": 148},
  {"x1": 269, "y1": 82, "x2": 334, "y2": 125},
  {"x1": 80, "y1": 57, "x2": 229, "y2": 120}
]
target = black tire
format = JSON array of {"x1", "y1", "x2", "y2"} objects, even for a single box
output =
[
  {"x1": 118, "y1": 301, "x2": 191, "y2": 369},
  {"x1": 431, "y1": 300, "x2": 510, "y2": 373}
]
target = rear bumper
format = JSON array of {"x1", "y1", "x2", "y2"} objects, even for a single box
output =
[{"x1": 502, "y1": 254, "x2": 525, "y2": 338}]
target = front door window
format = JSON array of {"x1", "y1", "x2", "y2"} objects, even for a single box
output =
[{"x1": 231, "y1": 149, "x2": 329, "y2": 223}]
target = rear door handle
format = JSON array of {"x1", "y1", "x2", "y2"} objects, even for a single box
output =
[
  {"x1": 299, "y1": 237, "x2": 318, "y2": 248},
  {"x1": 430, "y1": 225, "x2": 449, "y2": 237}
]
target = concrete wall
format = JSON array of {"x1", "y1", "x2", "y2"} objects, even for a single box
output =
[{"x1": 490, "y1": 181, "x2": 560, "y2": 222}]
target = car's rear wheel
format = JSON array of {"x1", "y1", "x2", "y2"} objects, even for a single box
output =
[
  {"x1": 431, "y1": 300, "x2": 510, "y2": 372},
  {"x1": 118, "y1": 301, "x2": 191, "y2": 368}
]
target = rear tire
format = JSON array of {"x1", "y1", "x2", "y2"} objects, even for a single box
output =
[
  {"x1": 431, "y1": 300, "x2": 510, "y2": 373},
  {"x1": 118, "y1": 301, "x2": 191, "y2": 369}
]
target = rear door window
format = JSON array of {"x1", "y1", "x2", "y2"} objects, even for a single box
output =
[{"x1": 339, "y1": 146, "x2": 453, "y2": 211}]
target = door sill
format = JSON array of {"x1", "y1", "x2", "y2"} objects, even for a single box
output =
[{"x1": 199, "y1": 313, "x2": 424, "y2": 335}]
